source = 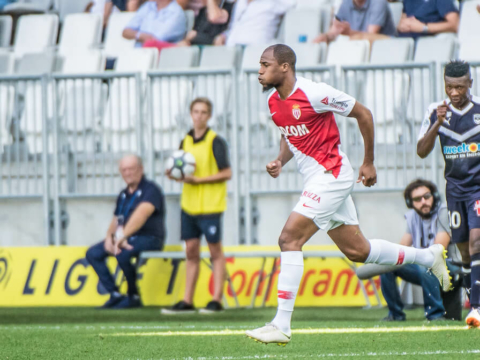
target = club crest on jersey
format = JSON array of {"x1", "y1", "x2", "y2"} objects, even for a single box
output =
[
  {"x1": 474, "y1": 114, "x2": 480, "y2": 125},
  {"x1": 292, "y1": 104, "x2": 301, "y2": 120},
  {"x1": 475, "y1": 201, "x2": 480, "y2": 217}
]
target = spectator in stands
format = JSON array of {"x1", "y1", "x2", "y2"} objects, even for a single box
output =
[
  {"x1": 177, "y1": 0, "x2": 234, "y2": 46},
  {"x1": 313, "y1": 0, "x2": 396, "y2": 43},
  {"x1": 397, "y1": 0, "x2": 459, "y2": 39},
  {"x1": 213, "y1": 0, "x2": 296, "y2": 46},
  {"x1": 122, "y1": 0, "x2": 187, "y2": 47},
  {"x1": 86, "y1": 155, "x2": 165, "y2": 309},
  {"x1": 86, "y1": 0, "x2": 144, "y2": 27},
  {"x1": 177, "y1": 0, "x2": 204, "y2": 15},
  {"x1": 358, "y1": 179, "x2": 461, "y2": 321},
  {"x1": 162, "y1": 98, "x2": 231, "y2": 314}
]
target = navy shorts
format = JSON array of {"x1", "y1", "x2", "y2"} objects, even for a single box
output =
[
  {"x1": 181, "y1": 210, "x2": 222, "y2": 243},
  {"x1": 446, "y1": 196, "x2": 480, "y2": 243}
]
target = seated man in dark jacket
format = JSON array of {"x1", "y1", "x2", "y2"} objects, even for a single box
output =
[{"x1": 86, "y1": 155, "x2": 165, "y2": 309}]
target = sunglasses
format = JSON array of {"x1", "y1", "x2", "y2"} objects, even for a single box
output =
[{"x1": 412, "y1": 192, "x2": 433, "y2": 203}]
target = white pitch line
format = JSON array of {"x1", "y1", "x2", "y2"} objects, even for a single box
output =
[
  {"x1": 105, "y1": 325, "x2": 468, "y2": 337},
  {"x1": 122, "y1": 350, "x2": 480, "y2": 360}
]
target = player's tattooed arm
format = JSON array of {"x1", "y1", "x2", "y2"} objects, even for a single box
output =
[
  {"x1": 349, "y1": 102, "x2": 377, "y2": 187},
  {"x1": 417, "y1": 101, "x2": 448, "y2": 159},
  {"x1": 266, "y1": 135, "x2": 293, "y2": 178}
]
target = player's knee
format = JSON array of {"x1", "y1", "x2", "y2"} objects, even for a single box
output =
[
  {"x1": 343, "y1": 246, "x2": 369, "y2": 263},
  {"x1": 278, "y1": 231, "x2": 302, "y2": 251},
  {"x1": 470, "y1": 237, "x2": 480, "y2": 255},
  {"x1": 186, "y1": 247, "x2": 200, "y2": 262}
]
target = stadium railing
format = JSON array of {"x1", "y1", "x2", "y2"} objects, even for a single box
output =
[
  {"x1": 0, "y1": 62, "x2": 453, "y2": 246},
  {"x1": 140, "y1": 249, "x2": 383, "y2": 309}
]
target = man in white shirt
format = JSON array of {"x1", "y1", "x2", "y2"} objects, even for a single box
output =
[{"x1": 213, "y1": 0, "x2": 295, "y2": 46}]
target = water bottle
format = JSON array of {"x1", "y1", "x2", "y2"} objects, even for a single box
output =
[
  {"x1": 298, "y1": 34, "x2": 307, "y2": 43},
  {"x1": 115, "y1": 215, "x2": 125, "y2": 241}
]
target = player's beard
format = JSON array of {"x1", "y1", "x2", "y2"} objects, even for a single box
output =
[{"x1": 262, "y1": 83, "x2": 275, "y2": 93}]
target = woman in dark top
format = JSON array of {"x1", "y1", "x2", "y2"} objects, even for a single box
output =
[{"x1": 178, "y1": 0, "x2": 234, "y2": 46}]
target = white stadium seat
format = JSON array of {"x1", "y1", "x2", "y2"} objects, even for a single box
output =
[
  {"x1": 414, "y1": 35, "x2": 456, "y2": 63},
  {"x1": 157, "y1": 46, "x2": 199, "y2": 69},
  {"x1": 104, "y1": 12, "x2": 136, "y2": 59},
  {"x1": 14, "y1": 14, "x2": 58, "y2": 58},
  {"x1": 0, "y1": 15, "x2": 12, "y2": 48},
  {"x1": 283, "y1": 8, "x2": 322, "y2": 44},
  {"x1": 241, "y1": 43, "x2": 276, "y2": 70},
  {"x1": 458, "y1": 1, "x2": 480, "y2": 44},
  {"x1": 459, "y1": 40, "x2": 480, "y2": 61},
  {"x1": 199, "y1": 46, "x2": 237, "y2": 69},
  {"x1": 326, "y1": 39, "x2": 370, "y2": 66},
  {"x1": 103, "y1": 49, "x2": 158, "y2": 152},
  {"x1": 388, "y1": 2, "x2": 403, "y2": 30},
  {"x1": 287, "y1": 43, "x2": 324, "y2": 67},
  {"x1": 56, "y1": 51, "x2": 105, "y2": 153},
  {"x1": 185, "y1": 10, "x2": 195, "y2": 32},
  {"x1": 370, "y1": 38, "x2": 414, "y2": 64},
  {"x1": 57, "y1": 0, "x2": 92, "y2": 21},
  {"x1": 58, "y1": 14, "x2": 102, "y2": 56}
]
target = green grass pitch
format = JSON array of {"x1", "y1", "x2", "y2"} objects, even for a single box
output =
[{"x1": 1, "y1": 307, "x2": 479, "y2": 359}]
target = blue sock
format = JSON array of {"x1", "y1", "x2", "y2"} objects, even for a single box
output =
[{"x1": 470, "y1": 254, "x2": 480, "y2": 308}]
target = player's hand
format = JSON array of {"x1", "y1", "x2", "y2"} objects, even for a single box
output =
[
  {"x1": 183, "y1": 175, "x2": 199, "y2": 184},
  {"x1": 104, "y1": 235, "x2": 117, "y2": 255},
  {"x1": 436, "y1": 100, "x2": 449, "y2": 125},
  {"x1": 116, "y1": 237, "x2": 133, "y2": 252},
  {"x1": 266, "y1": 160, "x2": 282, "y2": 178},
  {"x1": 357, "y1": 162, "x2": 377, "y2": 187}
]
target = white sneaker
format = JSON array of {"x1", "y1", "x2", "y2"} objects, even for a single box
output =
[
  {"x1": 245, "y1": 323, "x2": 291, "y2": 345},
  {"x1": 466, "y1": 308, "x2": 480, "y2": 329},
  {"x1": 428, "y1": 244, "x2": 452, "y2": 292}
]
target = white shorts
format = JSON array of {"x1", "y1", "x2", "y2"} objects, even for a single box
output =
[{"x1": 293, "y1": 164, "x2": 359, "y2": 232}]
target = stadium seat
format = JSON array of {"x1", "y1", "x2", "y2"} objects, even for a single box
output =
[
  {"x1": 185, "y1": 9, "x2": 195, "y2": 32},
  {"x1": 199, "y1": 46, "x2": 237, "y2": 69},
  {"x1": 283, "y1": 8, "x2": 322, "y2": 44},
  {"x1": 0, "y1": 15, "x2": 12, "y2": 48},
  {"x1": 58, "y1": 14, "x2": 102, "y2": 56},
  {"x1": 287, "y1": 43, "x2": 325, "y2": 67},
  {"x1": 57, "y1": 0, "x2": 92, "y2": 21},
  {"x1": 157, "y1": 46, "x2": 199, "y2": 69},
  {"x1": 56, "y1": 50, "x2": 105, "y2": 153},
  {"x1": 458, "y1": 1, "x2": 480, "y2": 44},
  {"x1": 326, "y1": 39, "x2": 370, "y2": 66},
  {"x1": 414, "y1": 35, "x2": 456, "y2": 63},
  {"x1": 103, "y1": 48, "x2": 158, "y2": 152},
  {"x1": 370, "y1": 38, "x2": 414, "y2": 64},
  {"x1": 14, "y1": 14, "x2": 59, "y2": 59},
  {"x1": 388, "y1": 1, "x2": 403, "y2": 30},
  {"x1": 241, "y1": 43, "x2": 275, "y2": 70},
  {"x1": 459, "y1": 40, "x2": 480, "y2": 61},
  {"x1": 3, "y1": 0, "x2": 53, "y2": 12},
  {"x1": 104, "y1": 12, "x2": 136, "y2": 59},
  {"x1": 0, "y1": 52, "x2": 14, "y2": 74}
]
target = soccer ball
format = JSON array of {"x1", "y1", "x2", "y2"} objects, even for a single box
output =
[{"x1": 166, "y1": 150, "x2": 196, "y2": 180}]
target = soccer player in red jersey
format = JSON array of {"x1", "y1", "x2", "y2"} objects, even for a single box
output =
[{"x1": 245, "y1": 44, "x2": 451, "y2": 345}]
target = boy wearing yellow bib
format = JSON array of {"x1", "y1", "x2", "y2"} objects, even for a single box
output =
[{"x1": 163, "y1": 97, "x2": 231, "y2": 314}]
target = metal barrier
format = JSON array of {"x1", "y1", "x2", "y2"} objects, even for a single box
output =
[
  {"x1": 0, "y1": 62, "x2": 458, "y2": 246},
  {"x1": 341, "y1": 63, "x2": 439, "y2": 191},
  {"x1": 0, "y1": 74, "x2": 51, "y2": 244},
  {"x1": 146, "y1": 69, "x2": 240, "y2": 245}
]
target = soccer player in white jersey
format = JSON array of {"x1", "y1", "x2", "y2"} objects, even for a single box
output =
[{"x1": 245, "y1": 44, "x2": 451, "y2": 345}]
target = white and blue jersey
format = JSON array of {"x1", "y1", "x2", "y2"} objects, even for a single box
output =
[{"x1": 418, "y1": 95, "x2": 480, "y2": 201}]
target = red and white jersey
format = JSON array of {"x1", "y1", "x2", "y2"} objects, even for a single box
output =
[{"x1": 267, "y1": 76, "x2": 356, "y2": 180}]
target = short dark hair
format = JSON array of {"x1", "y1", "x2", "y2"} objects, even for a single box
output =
[
  {"x1": 266, "y1": 44, "x2": 296, "y2": 72},
  {"x1": 404, "y1": 178, "x2": 438, "y2": 205},
  {"x1": 190, "y1": 97, "x2": 213, "y2": 115},
  {"x1": 444, "y1": 60, "x2": 471, "y2": 78}
]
